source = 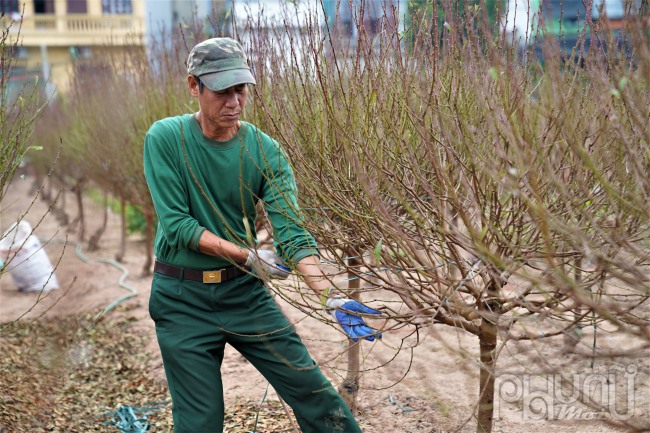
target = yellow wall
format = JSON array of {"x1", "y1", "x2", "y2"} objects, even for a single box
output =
[
  {"x1": 32, "y1": 46, "x2": 143, "y2": 94},
  {"x1": 4, "y1": 0, "x2": 145, "y2": 95}
]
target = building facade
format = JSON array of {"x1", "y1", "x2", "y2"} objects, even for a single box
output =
[
  {"x1": 1, "y1": 0, "x2": 146, "y2": 94},
  {"x1": 1, "y1": 0, "x2": 408, "y2": 96}
]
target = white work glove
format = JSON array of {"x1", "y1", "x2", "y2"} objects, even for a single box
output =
[{"x1": 245, "y1": 249, "x2": 290, "y2": 280}]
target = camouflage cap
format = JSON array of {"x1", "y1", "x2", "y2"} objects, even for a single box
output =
[{"x1": 187, "y1": 37, "x2": 256, "y2": 91}]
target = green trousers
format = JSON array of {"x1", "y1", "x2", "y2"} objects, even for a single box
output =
[{"x1": 149, "y1": 271, "x2": 362, "y2": 433}]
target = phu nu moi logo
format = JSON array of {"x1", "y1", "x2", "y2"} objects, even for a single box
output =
[{"x1": 494, "y1": 364, "x2": 638, "y2": 421}]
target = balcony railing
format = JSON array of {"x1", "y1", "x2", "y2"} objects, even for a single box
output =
[{"x1": 1, "y1": 14, "x2": 144, "y2": 46}]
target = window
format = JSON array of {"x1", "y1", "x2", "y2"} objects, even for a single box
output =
[
  {"x1": 34, "y1": 0, "x2": 55, "y2": 14},
  {"x1": 0, "y1": 0, "x2": 19, "y2": 14},
  {"x1": 67, "y1": 0, "x2": 87, "y2": 14},
  {"x1": 11, "y1": 46, "x2": 29, "y2": 59},
  {"x1": 543, "y1": 0, "x2": 589, "y2": 22},
  {"x1": 102, "y1": 0, "x2": 132, "y2": 14},
  {"x1": 70, "y1": 46, "x2": 92, "y2": 60}
]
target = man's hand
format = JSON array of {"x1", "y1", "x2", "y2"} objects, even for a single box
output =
[
  {"x1": 245, "y1": 249, "x2": 290, "y2": 280},
  {"x1": 325, "y1": 296, "x2": 382, "y2": 342}
]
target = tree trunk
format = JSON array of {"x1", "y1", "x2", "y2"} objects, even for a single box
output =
[
  {"x1": 73, "y1": 179, "x2": 86, "y2": 242},
  {"x1": 477, "y1": 301, "x2": 498, "y2": 433},
  {"x1": 37, "y1": 173, "x2": 50, "y2": 201},
  {"x1": 142, "y1": 204, "x2": 154, "y2": 276},
  {"x1": 563, "y1": 258, "x2": 583, "y2": 351},
  {"x1": 87, "y1": 190, "x2": 108, "y2": 252},
  {"x1": 54, "y1": 182, "x2": 69, "y2": 226},
  {"x1": 115, "y1": 197, "x2": 126, "y2": 263},
  {"x1": 337, "y1": 251, "x2": 362, "y2": 413}
]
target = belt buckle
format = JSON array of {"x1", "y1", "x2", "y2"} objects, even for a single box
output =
[{"x1": 203, "y1": 270, "x2": 222, "y2": 283}]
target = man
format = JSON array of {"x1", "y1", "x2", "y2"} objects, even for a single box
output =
[{"x1": 143, "y1": 37, "x2": 382, "y2": 433}]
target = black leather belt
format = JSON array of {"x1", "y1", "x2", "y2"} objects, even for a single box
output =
[{"x1": 154, "y1": 260, "x2": 248, "y2": 284}]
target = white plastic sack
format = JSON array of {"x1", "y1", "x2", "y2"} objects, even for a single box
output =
[{"x1": 0, "y1": 221, "x2": 59, "y2": 292}]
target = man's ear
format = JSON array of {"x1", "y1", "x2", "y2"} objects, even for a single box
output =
[{"x1": 188, "y1": 75, "x2": 200, "y2": 96}]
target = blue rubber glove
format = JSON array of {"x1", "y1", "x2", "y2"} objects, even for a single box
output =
[{"x1": 325, "y1": 297, "x2": 382, "y2": 342}]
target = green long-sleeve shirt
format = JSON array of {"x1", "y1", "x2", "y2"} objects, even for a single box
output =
[{"x1": 143, "y1": 114, "x2": 319, "y2": 269}]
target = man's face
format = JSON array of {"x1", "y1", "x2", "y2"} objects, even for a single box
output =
[{"x1": 191, "y1": 77, "x2": 249, "y2": 131}]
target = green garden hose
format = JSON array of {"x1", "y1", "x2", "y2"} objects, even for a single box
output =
[{"x1": 73, "y1": 243, "x2": 138, "y2": 320}]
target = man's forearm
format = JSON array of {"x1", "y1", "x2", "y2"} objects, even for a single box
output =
[
  {"x1": 197, "y1": 230, "x2": 248, "y2": 264},
  {"x1": 295, "y1": 255, "x2": 337, "y2": 300}
]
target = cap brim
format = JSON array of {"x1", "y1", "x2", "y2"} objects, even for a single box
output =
[{"x1": 200, "y1": 69, "x2": 256, "y2": 92}]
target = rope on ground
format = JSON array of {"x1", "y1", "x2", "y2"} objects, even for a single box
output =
[
  {"x1": 387, "y1": 395, "x2": 414, "y2": 413},
  {"x1": 101, "y1": 402, "x2": 169, "y2": 433}
]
